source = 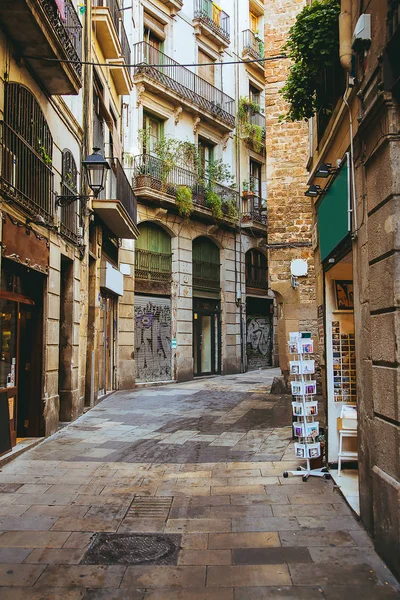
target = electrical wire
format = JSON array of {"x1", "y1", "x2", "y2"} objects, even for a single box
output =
[{"x1": 21, "y1": 54, "x2": 287, "y2": 69}]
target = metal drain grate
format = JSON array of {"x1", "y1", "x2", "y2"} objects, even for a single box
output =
[
  {"x1": 127, "y1": 496, "x2": 173, "y2": 519},
  {"x1": 81, "y1": 533, "x2": 181, "y2": 566}
]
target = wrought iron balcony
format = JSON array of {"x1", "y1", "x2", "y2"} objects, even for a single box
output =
[
  {"x1": 193, "y1": 260, "x2": 220, "y2": 290},
  {"x1": 93, "y1": 157, "x2": 138, "y2": 239},
  {"x1": 194, "y1": 0, "x2": 230, "y2": 46},
  {"x1": 135, "y1": 249, "x2": 172, "y2": 282},
  {"x1": 133, "y1": 154, "x2": 239, "y2": 222},
  {"x1": 0, "y1": 121, "x2": 54, "y2": 223},
  {"x1": 241, "y1": 194, "x2": 267, "y2": 227},
  {"x1": 60, "y1": 179, "x2": 80, "y2": 245},
  {"x1": 0, "y1": 0, "x2": 82, "y2": 95},
  {"x1": 132, "y1": 42, "x2": 235, "y2": 129},
  {"x1": 242, "y1": 29, "x2": 264, "y2": 61}
]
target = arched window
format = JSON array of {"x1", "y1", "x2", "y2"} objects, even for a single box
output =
[
  {"x1": 60, "y1": 150, "x2": 79, "y2": 239},
  {"x1": 135, "y1": 222, "x2": 172, "y2": 281},
  {"x1": 245, "y1": 249, "x2": 267, "y2": 289},
  {"x1": 193, "y1": 237, "x2": 220, "y2": 290},
  {"x1": 3, "y1": 83, "x2": 53, "y2": 218}
]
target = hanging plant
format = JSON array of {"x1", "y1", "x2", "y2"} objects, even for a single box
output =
[
  {"x1": 280, "y1": 0, "x2": 341, "y2": 122},
  {"x1": 206, "y1": 190, "x2": 223, "y2": 220},
  {"x1": 176, "y1": 185, "x2": 194, "y2": 218},
  {"x1": 237, "y1": 98, "x2": 264, "y2": 153}
]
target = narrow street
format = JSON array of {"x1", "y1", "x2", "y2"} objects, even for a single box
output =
[{"x1": 0, "y1": 370, "x2": 398, "y2": 598}]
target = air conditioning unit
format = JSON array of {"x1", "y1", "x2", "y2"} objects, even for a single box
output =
[{"x1": 352, "y1": 14, "x2": 371, "y2": 51}]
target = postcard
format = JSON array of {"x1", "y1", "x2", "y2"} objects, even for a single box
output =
[
  {"x1": 293, "y1": 423, "x2": 305, "y2": 437},
  {"x1": 289, "y1": 332, "x2": 301, "y2": 342},
  {"x1": 292, "y1": 402, "x2": 304, "y2": 416},
  {"x1": 305, "y1": 422, "x2": 319, "y2": 438},
  {"x1": 295, "y1": 443, "x2": 306, "y2": 459},
  {"x1": 304, "y1": 381, "x2": 317, "y2": 395},
  {"x1": 288, "y1": 342, "x2": 299, "y2": 354},
  {"x1": 301, "y1": 340, "x2": 314, "y2": 354},
  {"x1": 291, "y1": 381, "x2": 303, "y2": 396},
  {"x1": 289, "y1": 361, "x2": 300, "y2": 375},
  {"x1": 302, "y1": 360, "x2": 315, "y2": 374},
  {"x1": 305, "y1": 401, "x2": 318, "y2": 416},
  {"x1": 307, "y1": 442, "x2": 321, "y2": 458}
]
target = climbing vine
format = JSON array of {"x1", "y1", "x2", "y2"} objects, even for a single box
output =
[{"x1": 280, "y1": 0, "x2": 341, "y2": 122}]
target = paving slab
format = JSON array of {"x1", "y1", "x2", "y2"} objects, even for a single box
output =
[
  {"x1": 35, "y1": 564, "x2": 127, "y2": 588},
  {"x1": 206, "y1": 564, "x2": 291, "y2": 587}
]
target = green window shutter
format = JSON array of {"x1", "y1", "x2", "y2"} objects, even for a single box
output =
[{"x1": 136, "y1": 223, "x2": 171, "y2": 254}]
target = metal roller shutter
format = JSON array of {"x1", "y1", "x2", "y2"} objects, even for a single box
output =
[{"x1": 134, "y1": 295, "x2": 172, "y2": 382}]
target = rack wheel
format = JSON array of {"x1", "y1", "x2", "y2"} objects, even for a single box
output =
[
  {"x1": 302, "y1": 475, "x2": 308, "y2": 482},
  {"x1": 324, "y1": 473, "x2": 332, "y2": 480},
  {"x1": 297, "y1": 467, "x2": 302, "y2": 471},
  {"x1": 321, "y1": 467, "x2": 328, "y2": 473},
  {"x1": 283, "y1": 472, "x2": 288, "y2": 478}
]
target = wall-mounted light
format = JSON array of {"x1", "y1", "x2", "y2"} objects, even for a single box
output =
[
  {"x1": 315, "y1": 163, "x2": 337, "y2": 178},
  {"x1": 56, "y1": 148, "x2": 110, "y2": 207},
  {"x1": 304, "y1": 184, "x2": 322, "y2": 198}
]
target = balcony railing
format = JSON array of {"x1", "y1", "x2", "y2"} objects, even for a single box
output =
[
  {"x1": 0, "y1": 121, "x2": 54, "y2": 222},
  {"x1": 135, "y1": 249, "x2": 172, "y2": 282},
  {"x1": 100, "y1": 157, "x2": 137, "y2": 225},
  {"x1": 194, "y1": 0, "x2": 230, "y2": 43},
  {"x1": 119, "y1": 20, "x2": 131, "y2": 74},
  {"x1": 132, "y1": 42, "x2": 235, "y2": 128},
  {"x1": 43, "y1": 0, "x2": 82, "y2": 79},
  {"x1": 246, "y1": 267, "x2": 268, "y2": 289},
  {"x1": 93, "y1": 0, "x2": 120, "y2": 34},
  {"x1": 242, "y1": 29, "x2": 264, "y2": 61},
  {"x1": 241, "y1": 194, "x2": 267, "y2": 225},
  {"x1": 193, "y1": 260, "x2": 220, "y2": 290},
  {"x1": 60, "y1": 181, "x2": 80, "y2": 245},
  {"x1": 133, "y1": 154, "x2": 239, "y2": 217}
]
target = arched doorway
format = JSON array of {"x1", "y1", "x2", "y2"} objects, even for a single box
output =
[
  {"x1": 192, "y1": 237, "x2": 221, "y2": 376},
  {"x1": 134, "y1": 222, "x2": 172, "y2": 382},
  {"x1": 245, "y1": 249, "x2": 273, "y2": 369}
]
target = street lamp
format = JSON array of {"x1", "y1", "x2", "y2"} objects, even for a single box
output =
[
  {"x1": 82, "y1": 147, "x2": 111, "y2": 198},
  {"x1": 56, "y1": 148, "x2": 110, "y2": 207}
]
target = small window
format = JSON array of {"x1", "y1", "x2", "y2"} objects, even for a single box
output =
[
  {"x1": 250, "y1": 11, "x2": 258, "y2": 33},
  {"x1": 249, "y1": 85, "x2": 261, "y2": 107}
]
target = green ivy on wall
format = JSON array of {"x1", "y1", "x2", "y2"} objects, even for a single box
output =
[{"x1": 280, "y1": 0, "x2": 341, "y2": 122}]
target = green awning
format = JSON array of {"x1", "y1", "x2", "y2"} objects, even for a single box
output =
[{"x1": 317, "y1": 155, "x2": 350, "y2": 261}]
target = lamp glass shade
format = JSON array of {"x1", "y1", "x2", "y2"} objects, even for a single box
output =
[{"x1": 82, "y1": 148, "x2": 110, "y2": 198}]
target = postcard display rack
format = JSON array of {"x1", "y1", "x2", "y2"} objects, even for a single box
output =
[{"x1": 283, "y1": 332, "x2": 331, "y2": 482}]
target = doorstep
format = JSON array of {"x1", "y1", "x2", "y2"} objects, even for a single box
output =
[
  {"x1": 330, "y1": 468, "x2": 360, "y2": 515},
  {"x1": 0, "y1": 437, "x2": 44, "y2": 468}
]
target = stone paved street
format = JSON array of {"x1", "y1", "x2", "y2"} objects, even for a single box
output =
[{"x1": 0, "y1": 370, "x2": 399, "y2": 598}]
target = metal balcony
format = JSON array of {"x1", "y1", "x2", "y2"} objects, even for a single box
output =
[
  {"x1": 242, "y1": 29, "x2": 264, "y2": 61},
  {"x1": 135, "y1": 249, "x2": 172, "y2": 282},
  {"x1": 0, "y1": 0, "x2": 82, "y2": 95},
  {"x1": 0, "y1": 121, "x2": 54, "y2": 223},
  {"x1": 241, "y1": 194, "x2": 267, "y2": 229},
  {"x1": 132, "y1": 42, "x2": 235, "y2": 130},
  {"x1": 93, "y1": 157, "x2": 138, "y2": 239},
  {"x1": 193, "y1": 0, "x2": 230, "y2": 48},
  {"x1": 133, "y1": 154, "x2": 239, "y2": 224}
]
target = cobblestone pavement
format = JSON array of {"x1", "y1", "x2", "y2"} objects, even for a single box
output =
[{"x1": 0, "y1": 369, "x2": 399, "y2": 599}]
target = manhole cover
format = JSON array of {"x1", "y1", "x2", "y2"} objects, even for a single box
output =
[
  {"x1": 81, "y1": 533, "x2": 181, "y2": 566},
  {"x1": 127, "y1": 496, "x2": 173, "y2": 519}
]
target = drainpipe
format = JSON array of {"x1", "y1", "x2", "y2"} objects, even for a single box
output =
[{"x1": 339, "y1": 0, "x2": 352, "y2": 72}]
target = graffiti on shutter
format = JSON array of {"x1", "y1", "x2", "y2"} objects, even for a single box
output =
[
  {"x1": 135, "y1": 296, "x2": 172, "y2": 382},
  {"x1": 246, "y1": 315, "x2": 272, "y2": 369}
]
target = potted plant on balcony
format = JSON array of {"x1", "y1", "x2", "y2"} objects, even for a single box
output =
[
  {"x1": 225, "y1": 198, "x2": 239, "y2": 221},
  {"x1": 176, "y1": 185, "x2": 194, "y2": 218}
]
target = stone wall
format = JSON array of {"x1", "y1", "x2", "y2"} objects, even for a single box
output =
[{"x1": 264, "y1": 0, "x2": 318, "y2": 377}]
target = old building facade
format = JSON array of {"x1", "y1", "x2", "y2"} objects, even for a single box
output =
[
  {"x1": 124, "y1": 0, "x2": 273, "y2": 383},
  {"x1": 308, "y1": 0, "x2": 400, "y2": 578},
  {"x1": 0, "y1": 0, "x2": 138, "y2": 456},
  {"x1": 264, "y1": 0, "x2": 318, "y2": 381}
]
